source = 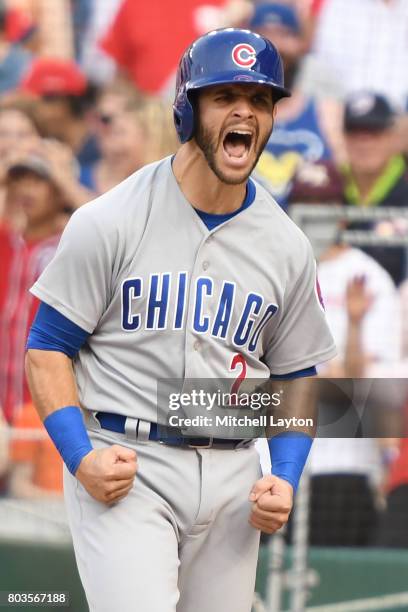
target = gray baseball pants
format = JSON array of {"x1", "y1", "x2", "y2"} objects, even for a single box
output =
[{"x1": 63, "y1": 418, "x2": 262, "y2": 612}]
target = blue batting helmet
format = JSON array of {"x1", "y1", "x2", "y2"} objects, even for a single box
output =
[{"x1": 173, "y1": 28, "x2": 290, "y2": 143}]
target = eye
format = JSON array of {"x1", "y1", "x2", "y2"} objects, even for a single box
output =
[
  {"x1": 214, "y1": 92, "x2": 234, "y2": 103},
  {"x1": 253, "y1": 94, "x2": 270, "y2": 106}
]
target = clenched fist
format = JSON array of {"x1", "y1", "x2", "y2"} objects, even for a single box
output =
[
  {"x1": 249, "y1": 475, "x2": 293, "y2": 534},
  {"x1": 76, "y1": 445, "x2": 138, "y2": 505}
]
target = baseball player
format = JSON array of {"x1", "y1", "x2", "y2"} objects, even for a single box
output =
[{"x1": 25, "y1": 29, "x2": 336, "y2": 612}]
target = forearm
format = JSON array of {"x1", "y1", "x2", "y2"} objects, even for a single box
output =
[
  {"x1": 25, "y1": 349, "x2": 93, "y2": 476},
  {"x1": 25, "y1": 349, "x2": 79, "y2": 420},
  {"x1": 266, "y1": 377, "x2": 317, "y2": 492},
  {"x1": 266, "y1": 377, "x2": 317, "y2": 438}
]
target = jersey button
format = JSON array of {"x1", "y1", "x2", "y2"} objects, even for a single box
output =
[
  {"x1": 202, "y1": 261, "x2": 210, "y2": 271},
  {"x1": 193, "y1": 341, "x2": 201, "y2": 351}
]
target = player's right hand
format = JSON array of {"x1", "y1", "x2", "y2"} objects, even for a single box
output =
[{"x1": 75, "y1": 445, "x2": 138, "y2": 505}]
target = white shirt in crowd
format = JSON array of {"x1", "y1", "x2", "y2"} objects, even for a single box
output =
[
  {"x1": 308, "y1": 247, "x2": 400, "y2": 480},
  {"x1": 313, "y1": 0, "x2": 408, "y2": 109},
  {"x1": 257, "y1": 246, "x2": 401, "y2": 478}
]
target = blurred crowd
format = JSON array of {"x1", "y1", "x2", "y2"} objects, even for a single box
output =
[{"x1": 0, "y1": 0, "x2": 407, "y2": 549}]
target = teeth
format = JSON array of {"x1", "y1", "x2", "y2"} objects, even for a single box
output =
[{"x1": 229, "y1": 130, "x2": 252, "y2": 135}]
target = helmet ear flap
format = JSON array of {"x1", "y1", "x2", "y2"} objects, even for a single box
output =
[{"x1": 173, "y1": 90, "x2": 195, "y2": 143}]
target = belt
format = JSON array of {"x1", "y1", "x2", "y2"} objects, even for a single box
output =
[{"x1": 95, "y1": 412, "x2": 252, "y2": 450}]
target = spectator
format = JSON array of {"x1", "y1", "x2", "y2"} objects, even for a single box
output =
[
  {"x1": 307, "y1": 241, "x2": 400, "y2": 546},
  {"x1": 8, "y1": 401, "x2": 63, "y2": 499},
  {"x1": 250, "y1": 2, "x2": 344, "y2": 209},
  {"x1": 0, "y1": 109, "x2": 47, "y2": 355},
  {"x1": 0, "y1": 0, "x2": 33, "y2": 94},
  {"x1": 92, "y1": 106, "x2": 146, "y2": 194},
  {"x1": 0, "y1": 102, "x2": 94, "y2": 214},
  {"x1": 88, "y1": 81, "x2": 144, "y2": 193},
  {"x1": 140, "y1": 97, "x2": 180, "y2": 164},
  {"x1": 0, "y1": 154, "x2": 70, "y2": 423},
  {"x1": 316, "y1": 243, "x2": 400, "y2": 379},
  {"x1": 312, "y1": 0, "x2": 408, "y2": 109},
  {"x1": 0, "y1": 99, "x2": 43, "y2": 225},
  {"x1": 0, "y1": 100, "x2": 42, "y2": 161},
  {"x1": 99, "y1": 0, "x2": 249, "y2": 97},
  {"x1": 90, "y1": 87, "x2": 178, "y2": 194},
  {"x1": 20, "y1": 57, "x2": 99, "y2": 192},
  {"x1": 290, "y1": 91, "x2": 408, "y2": 285}
]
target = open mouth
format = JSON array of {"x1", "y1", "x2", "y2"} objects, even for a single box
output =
[{"x1": 223, "y1": 130, "x2": 253, "y2": 161}]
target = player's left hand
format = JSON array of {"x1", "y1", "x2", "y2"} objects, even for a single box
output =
[{"x1": 248, "y1": 475, "x2": 293, "y2": 534}]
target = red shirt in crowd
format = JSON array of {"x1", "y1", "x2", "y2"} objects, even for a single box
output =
[
  {"x1": 0, "y1": 223, "x2": 60, "y2": 423},
  {"x1": 100, "y1": 0, "x2": 226, "y2": 93}
]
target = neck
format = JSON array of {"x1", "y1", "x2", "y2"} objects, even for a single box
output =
[
  {"x1": 63, "y1": 119, "x2": 87, "y2": 153},
  {"x1": 172, "y1": 143, "x2": 247, "y2": 214}
]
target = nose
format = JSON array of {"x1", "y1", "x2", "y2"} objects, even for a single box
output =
[{"x1": 231, "y1": 96, "x2": 254, "y2": 119}]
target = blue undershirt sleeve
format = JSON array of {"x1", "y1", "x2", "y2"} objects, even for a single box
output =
[
  {"x1": 269, "y1": 366, "x2": 317, "y2": 380},
  {"x1": 26, "y1": 302, "x2": 90, "y2": 358}
]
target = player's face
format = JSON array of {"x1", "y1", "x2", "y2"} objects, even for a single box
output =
[{"x1": 194, "y1": 84, "x2": 276, "y2": 185}]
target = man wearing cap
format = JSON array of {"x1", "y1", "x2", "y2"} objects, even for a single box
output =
[
  {"x1": 248, "y1": 2, "x2": 344, "y2": 209},
  {"x1": 21, "y1": 58, "x2": 99, "y2": 190},
  {"x1": 290, "y1": 91, "x2": 408, "y2": 285}
]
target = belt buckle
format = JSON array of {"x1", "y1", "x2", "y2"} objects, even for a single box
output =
[{"x1": 188, "y1": 437, "x2": 213, "y2": 449}]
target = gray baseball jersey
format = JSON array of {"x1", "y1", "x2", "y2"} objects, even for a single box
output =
[{"x1": 30, "y1": 156, "x2": 336, "y2": 421}]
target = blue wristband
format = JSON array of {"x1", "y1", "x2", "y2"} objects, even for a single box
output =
[
  {"x1": 268, "y1": 432, "x2": 313, "y2": 493},
  {"x1": 43, "y1": 406, "x2": 93, "y2": 475}
]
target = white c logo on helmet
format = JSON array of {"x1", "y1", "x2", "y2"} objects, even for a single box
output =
[{"x1": 232, "y1": 43, "x2": 257, "y2": 68}]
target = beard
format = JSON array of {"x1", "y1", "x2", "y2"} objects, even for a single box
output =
[{"x1": 194, "y1": 118, "x2": 272, "y2": 185}]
